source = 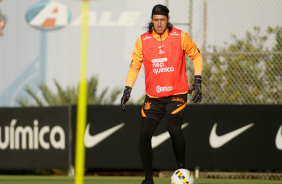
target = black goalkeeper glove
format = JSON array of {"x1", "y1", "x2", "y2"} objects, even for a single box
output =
[
  {"x1": 188, "y1": 75, "x2": 202, "y2": 103},
  {"x1": 121, "y1": 86, "x2": 132, "y2": 111}
]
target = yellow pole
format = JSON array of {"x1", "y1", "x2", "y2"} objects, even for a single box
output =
[{"x1": 75, "y1": 1, "x2": 89, "y2": 184}]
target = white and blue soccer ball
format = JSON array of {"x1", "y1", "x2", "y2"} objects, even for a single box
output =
[{"x1": 171, "y1": 168, "x2": 194, "y2": 184}]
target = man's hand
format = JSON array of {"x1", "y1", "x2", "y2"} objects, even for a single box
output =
[
  {"x1": 188, "y1": 75, "x2": 202, "y2": 103},
  {"x1": 121, "y1": 86, "x2": 132, "y2": 111}
]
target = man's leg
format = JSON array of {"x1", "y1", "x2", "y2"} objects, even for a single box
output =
[
  {"x1": 167, "y1": 114, "x2": 185, "y2": 168},
  {"x1": 139, "y1": 116, "x2": 159, "y2": 183}
]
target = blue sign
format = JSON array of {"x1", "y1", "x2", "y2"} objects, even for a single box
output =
[{"x1": 25, "y1": 1, "x2": 71, "y2": 31}]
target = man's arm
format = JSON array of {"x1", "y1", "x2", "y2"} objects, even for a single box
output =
[
  {"x1": 126, "y1": 36, "x2": 143, "y2": 87},
  {"x1": 121, "y1": 37, "x2": 143, "y2": 111},
  {"x1": 181, "y1": 32, "x2": 203, "y2": 103},
  {"x1": 181, "y1": 31, "x2": 203, "y2": 75}
]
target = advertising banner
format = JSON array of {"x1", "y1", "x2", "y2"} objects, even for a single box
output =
[
  {"x1": 0, "y1": 107, "x2": 71, "y2": 169},
  {"x1": 71, "y1": 105, "x2": 142, "y2": 169},
  {"x1": 73, "y1": 105, "x2": 282, "y2": 170},
  {"x1": 180, "y1": 105, "x2": 282, "y2": 170},
  {"x1": 1, "y1": 105, "x2": 281, "y2": 170}
]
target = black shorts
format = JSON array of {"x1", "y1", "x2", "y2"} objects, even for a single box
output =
[{"x1": 141, "y1": 94, "x2": 187, "y2": 121}]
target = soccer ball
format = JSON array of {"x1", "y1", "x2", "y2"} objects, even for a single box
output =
[{"x1": 171, "y1": 168, "x2": 194, "y2": 184}]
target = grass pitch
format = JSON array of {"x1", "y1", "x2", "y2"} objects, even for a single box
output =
[{"x1": 0, "y1": 175, "x2": 281, "y2": 184}]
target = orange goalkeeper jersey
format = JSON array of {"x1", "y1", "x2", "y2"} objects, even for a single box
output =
[{"x1": 126, "y1": 28, "x2": 203, "y2": 98}]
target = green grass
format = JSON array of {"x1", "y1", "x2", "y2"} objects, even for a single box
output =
[{"x1": 0, "y1": 175, "x2": 281, "y2": 184}]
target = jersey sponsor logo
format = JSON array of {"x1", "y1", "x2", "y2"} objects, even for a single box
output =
[
  {"x1": 275, "y1": 125, "x2": 282, "y2": 150},
  {"x1": 0, "y1": 119, "x2": 65, "y2": 150},
  {"x1": 170, "y1": 31, "x2": 179, "y2": 36},
  {"x1": 84, "y1": 123, "x2": 125, "y2": 148},
  {"x1": 143, "y1": 36, "x2": 151, "y2": 40},
  {"x1": 151, "y1": 58, "x2": 167, "y2": 63},
  {"x1": 156, "y1": 85, "x2": 173, "y2": 93},
  {"x1": 209, "y1": 123, "x2": 254, "y2": 149},
  {"x1": 158, "y1": 45, "x2": 165, "y2": 54},
  {"x1": 25, "y1": 1, "x2": 71, "y2": 31},
  {"x1": 172, "y1": 97, "x2": 185, "y2": 104},
  {"x1": 153, "y1": 66, "x2": 174, "y2": 75},
  {"x1": 159, "y1": 49, "x2": 165, "y2": 54},
  {"x1": 151, "y1": 58, "x2": 174, "y2": 75},
  {"x1": 152, "y1": 123, "x2": 188, "y2": 148}
]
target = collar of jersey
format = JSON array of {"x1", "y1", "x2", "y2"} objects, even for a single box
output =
[{"x1": 152, "y1": 29, "x2": 169, "y2": 41}]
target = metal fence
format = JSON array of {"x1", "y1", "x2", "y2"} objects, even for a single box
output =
[{"x1": 167, "y1": 0, "x2": 282, "y2": 104}]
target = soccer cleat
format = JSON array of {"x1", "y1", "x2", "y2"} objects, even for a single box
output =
[{"x1": 141, "y1": 180, "x2": 154, "y2": 184}]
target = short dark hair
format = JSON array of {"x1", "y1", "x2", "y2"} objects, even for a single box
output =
[{"x1": 146, "y1": 4, "x2": 173, "y2": 33}]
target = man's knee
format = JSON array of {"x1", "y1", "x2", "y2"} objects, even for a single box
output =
[
  {"x1": 167, "y1": 114, "x2": 183, "y2": 137},
  {"x1": 139, "y1": 117, "x2": 158, "y2": 142}
]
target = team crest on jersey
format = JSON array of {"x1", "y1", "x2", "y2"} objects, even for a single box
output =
[{"x1": 144, "y1": 102, "x2": 151, "y2": 110}]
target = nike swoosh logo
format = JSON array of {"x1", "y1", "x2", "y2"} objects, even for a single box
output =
[
  {"x1": 84, "y1": 123, "x2": 125, "y2": 148},
  {"x1": 275, "y1": 125, "x2": 282, "y2": 150},
  {"x1": 158, "y1": 45, "x2": 164, "y2": 49},
  {"x1": 209, "y1": 123, "x2": 254, "y2": 149},
  {"x1": 152, "y1": 123, "x2": 188, "y2": 149}
]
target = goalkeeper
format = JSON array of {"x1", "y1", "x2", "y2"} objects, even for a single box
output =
[{"x1": 121, "y1": 4, "x2": 203, "y2": 184}]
